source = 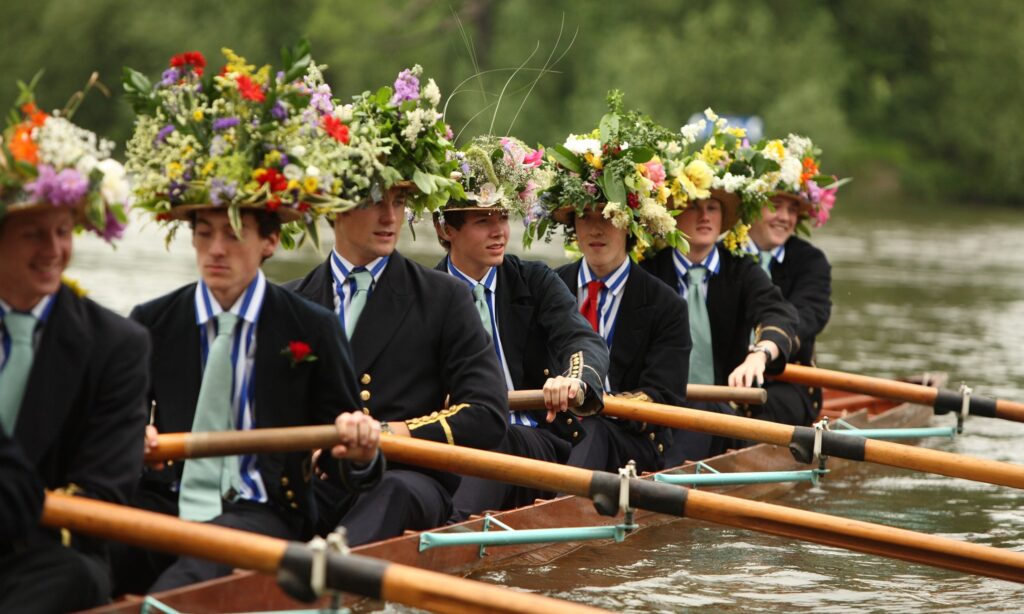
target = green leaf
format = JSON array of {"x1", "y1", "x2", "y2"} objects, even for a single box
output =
[
  {"x1": 550, "y1": 145, "x2": 584, "y2": 174},
  {"x1": 599, "y1": 112, "x2": 619, "y2": 144},
  {"x1": 228, "y1": 205, "x2": 243, "y2": 239},
  {"x1": 412, "y1": 169, "x2": 438, "y2": 195},
  {"x1": 375, "y1": 86, "x2": 393, "y2": 107},
  {"x1": 604, "y1": 176, "x2": 627, "y2": 205},
  {"x1": 625, "y1": 146, "x2": 655, "y2": 163}
]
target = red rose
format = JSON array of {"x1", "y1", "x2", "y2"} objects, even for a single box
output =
[
  {"x1": 236, "y1": 75, "x2": 265, "y2": 102},
  {"x1": 322, "y1": 116, "x2": 350, "y2": 144},
  {"x1": 289, "y1": 341, "x2": 311, "y2": 362}
]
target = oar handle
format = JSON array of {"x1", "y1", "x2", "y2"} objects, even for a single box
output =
[
  {"x1": 506, "y1": 385, "x2": 767, "y2": 411},
  {"x1": 147, "y1": 425, "x2": 339, "y2": 462},
  {"x1": 40, "y1": 492, "x2": 603, "y2": 614}
]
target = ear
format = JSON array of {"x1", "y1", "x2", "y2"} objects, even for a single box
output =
[
  {"x1": 262, "y1": 231, "x2": 280, "y2": 258},
  {"x1": 433, "y1": 219, "x2": 452, "y2": 241}
]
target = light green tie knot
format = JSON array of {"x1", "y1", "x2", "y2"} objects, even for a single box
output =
[
  {"x1": 472, "y1": 284, "x2": 492, "y2": 337},
  {"x1": 179, "y1": 310, "x2": 240, "y2": 521},
  {"x1": 759, "y1": 250, "x2": 773, "y2": 274},
  {"x1": 345, "y1": 269, "x2": 373, "y2": 340},
  {"x1": 686, "y1": 267, "x2": 715, "y2": 385},
  {"x1": 0, "y1": 312, "x2": 38, "y2": 435}
]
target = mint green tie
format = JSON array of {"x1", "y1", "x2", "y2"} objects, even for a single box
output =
[
  {"x1": 179, "y1": 311, "x2": 239, "y2": 521},
  {"x1": 686, "y1": 267, "x2": 715, "y2": 385},
  {"x1": 472, "y1": 284, "x2": 492, "y2": 337},
  {"x1": 759, "y1": 250, "x2": 773, "y2": 274},
  {"x1": 345, "y1": 269, "x2": 373, "y2": 340},
  {"x1": 0, "y1": 312, "x2": 37, "y2": 435}
]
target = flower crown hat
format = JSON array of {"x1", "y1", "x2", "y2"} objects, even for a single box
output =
[
  {"x1": 755, "y1": 134, "x2": 848, "y2": 231},
  {"x1": 439, "y1": 134, "x2": 549, "y2": 219},
  {"x1": 343, "y1": 65, "x2": 463, "y2": 218},
  {"x1": 523, "y1": 90, "x2": 687, "y2": 259},
  {"x1": 0, "y1": 73, "x2": 130, "y2": 242},
  {"x1": 124, "y1": 41, "x2": 373, "y2": 248}
]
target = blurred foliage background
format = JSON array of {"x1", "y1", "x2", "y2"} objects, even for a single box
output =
[{"x1": 3, "y1": 0, "x2": 1022, "y2": 206}]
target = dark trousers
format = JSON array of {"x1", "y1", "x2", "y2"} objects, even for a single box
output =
[
  {"x1": 0, "y1": 544, "x2": 110, "y2": 613},
  {"x1": 754, "y1": 381, "x2": 817, "y2": 426},
  {"x1": 662, "y1": 401, "x2": 738, "y2": 467},
  {"x1": 568, "y1": 416, "x2": 663, "y2": 474},
  {"x1": 324, "y1": 469, "x2": 452, "y2": 547},
  {"x1": 110, "y1": 488, "x2": 298, "y2": 594},
  {"x1": 450, "y1": 425, "x2": 570, "y2": 522}
]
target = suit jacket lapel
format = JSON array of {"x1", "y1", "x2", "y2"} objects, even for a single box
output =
[
  {"x1": 350, "y1": 252, "x2": 412, "y2": 374},
  {"x1": 18, "y1": 287, "x2": 89, "y2": 464},
  {"x1": 608, "y1": 268, "x2": 648, "y2": 377},
  {"x1": 151, "y1": 288, "x2": 203, "y2": 434}
]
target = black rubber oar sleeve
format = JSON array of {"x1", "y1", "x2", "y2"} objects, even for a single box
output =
[
  {"x1": 788, "y1": 427, "x2": 867, "y2": 464},
  {"x1": 933, "y1": 389, "x2": 998, "y2": 418},
  {"x1": 277, "y1": 543, "x2": 388, "y2": 602},
  {"x1": 588, "y1": 472, "x2": 689, "y2": 517}
]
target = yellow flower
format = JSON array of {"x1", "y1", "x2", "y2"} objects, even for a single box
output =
[
  {"x1": 657, "y1": 185, "x2": 671, "y2": 204},
  {"x1": 263, "y1": 150, "x2": 282, "y2": 167},
  {"x1": 252, "y1": 168, "x2": 267, "y2": 181},
  {"x1": 222, "y1": 47, "x2": 256, "y2": 77},
  {"x1": 192, "y1": 109, "x2": 204, "y2": 122},
  {"x1": 726, "y1": 127, "x2": 747, "y2": 138},
  {"x1": 332, "y1": 179, "x2": 342, "y2": 193},
  {"x1": 303, "y1": 176, "x2": 319, "y2": 193},
  {"x1": 200, "y1": 161, "x2": 215, "y2": 177},
  {"x1": 584, "y1": 152, "x2": 603, "y2": 170},
  {"x1": 698, "y1": 142, "x2": 726, "y2": 166},
  {"x1": 167, "y1": 162, "x2": 183, "y2": 179},
  {"x1": 764, "y1": 139, "x2": 785, "y2": 162},
  {"x1": 683, "y1": 160, "x2": 714, "y2": 199},
  {"x1": 61, "y1": 275, "x2": 88, "y2": 297},
  {"x1": 287, "y1": 179, "x2": 301, "y2": 192}
]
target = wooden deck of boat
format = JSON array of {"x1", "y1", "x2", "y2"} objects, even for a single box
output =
[{"x1": 89, "y1": 378, "x2": 942, "y2": 613}]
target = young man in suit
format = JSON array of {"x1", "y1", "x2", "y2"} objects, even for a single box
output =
[
  {"x1": 0, "y1": 97, "x2": 149, "y2": 612},
  {"x1": 641, "y1": 191, "x2": 798, "y2": 464},
  {"x1": 113, "y1": 206, "x2": 382, "y2": 593},
  {"x1": 288, "y1": 185, "x2": 509, "y2": 544},
  {"x1": 431, "y1": 137, "x2": 609, "y2": 517},
  {"x1": 551, "y1": 205, "x2": 691, "y2": 473}
]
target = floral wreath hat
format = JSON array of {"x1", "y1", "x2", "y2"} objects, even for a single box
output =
[
  {"x1": 0, "y1": 73, "x2": 130, "y2": 243},
  {"x1": 438, "y1": 134, "x2": 549, "y2": 221},
  {"x1": 343, "y1": 65, "x2": 463, "y2": 220},
  {"x1": 754, "y1": 134, "x2": 848, "y2": 232},
  {"x1": 523, "y1": 91, "x2": 687, "y2": 260},
  {"x1": 124, "y1": 41, "x2": 375, "y2": 249}
]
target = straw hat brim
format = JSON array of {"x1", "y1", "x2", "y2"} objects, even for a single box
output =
[
  {"x1": 551, "y1": 203, "x2": 609, "y2": 225},
  {"x1": 770, "y1": 192, "x2": 814, "y2": 218},
  {"x1": 2, "y1": 200, "x2": 87, "y2": 224}
]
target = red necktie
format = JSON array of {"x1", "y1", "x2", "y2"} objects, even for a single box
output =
[{"x1": 580, "y1": 280, "x2": 605, "y2": 332}]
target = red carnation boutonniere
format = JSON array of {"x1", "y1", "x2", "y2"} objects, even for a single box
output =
[{"x1": 282, "y1": 341, "x2": 317, "y2": 367}]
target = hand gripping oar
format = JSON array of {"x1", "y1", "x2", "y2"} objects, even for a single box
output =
[
  {"x1": 777, "y1": 364, "x2": 1024, "y2": 424},
  {"x1": 40, "y1": 492, "x2": 603, "y2": 614},
  {"x1": 147, "y1": 431, "x2": 1024, "y2": 583},
  {"x1": 505, "y1": 391, "x2": 1024, "y2": 491}
]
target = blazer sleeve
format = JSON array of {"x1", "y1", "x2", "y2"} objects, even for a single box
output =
[
  {"x1": 65, "y1": 318, "x2": 151, "y2": 505},
  {"x1": 405, "y1": 283, "x2": 508, "y2": 450},
  {"x1": 532, "y1": 264, "x2": 609, "y2": 415},
  {"x1": 0, "y1": 432, "x2": 45, "y2": 540},
  {"x1": 786, "y1": 249, "x2": 832, "y2": 350},
  {"x1": 740, "y1": 259, "x2": 799, "y2": 372}
]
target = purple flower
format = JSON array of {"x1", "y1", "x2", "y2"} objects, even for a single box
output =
[
  {"x1": 390, "y1": 68, "x2": 420, "y2": 105},
  {"x1": 88, "y1": 208, "x2": 127, "y2": 243},
  {"x1": 155, "y1": 124, "x2": 175, "y2": 145},
  {"x1": 168, "y1": 180, "x2": 187, "y2": 204},
  {"x1": 279, "y1": 153, "x2": 289, "y2": 167},
  {"x1": 445, "y1": 124, "x2": 454, "y2": 141},
  {"x1": 276, "y1": 70, "x2": 285, "y2": 83},
  {"x1": 310, "y1": 84, "x2": 333, "y2": 115},
  {"x1": 583, "y1": 182, "x2": 598, "y2": 196},
  {"x1": 160, "y1": 68, "x2": 180, "y2": 86},
  {"x1": 25, "y1": 165, "x2": 89, "y2": 206},
  {"x1": 271, "y1": 101, "x2": 287, "y2": 120},
  {"x1": 460, "y1": 162, "x2": 471, "y2": 175},
  {"x1": 212, "y1": 117, "x2": 240, "y2": 131},
  {"x1": 209, "y1": 178, "x2": 238, "y2": 206}
]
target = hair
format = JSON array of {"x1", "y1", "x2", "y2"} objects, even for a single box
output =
[
  {"x1": 569, "y1": 211, "x2": 637, "y2": 252},
  {"x1": 431, "y1": 210, "x2": 468, "y2": 251},
  {"x1": 188, "y1": 208, "x2": 282, "y2": 263}
]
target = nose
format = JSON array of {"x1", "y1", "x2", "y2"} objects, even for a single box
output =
[{"x1": 379, "y1": 201, "x2": 400, "y2": 224}]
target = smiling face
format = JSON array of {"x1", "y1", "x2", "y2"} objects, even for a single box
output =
[
  {"x1": 0, "y1": 207, "x2": 75, "y2": 310},
  {"x1": 675, "y1": 198, "x2": 722, "y2": 260},
  {"x1": 334, "y1": 187, "x2": 408, "y2": 266},
  {"x1": 750, "y1": 195, "x2": 800, "y2": 251},
  {"x1": 191, "y1": 209, "x2": 278, "y2": 309},
  {"x1": 574, "y1": 207, "x2": 628, "y2": 278},
  {"x1": 442, "y1": 209, "x2": 510, "y2": 281}
]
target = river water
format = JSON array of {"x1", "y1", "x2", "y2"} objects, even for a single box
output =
[{"x1": 67, "y1": 201, "x2": 1024, "y2": 612}]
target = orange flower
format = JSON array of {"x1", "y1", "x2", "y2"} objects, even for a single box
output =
[
  {"x1": 20, "y1": 102, "x2": 48, "y2": 127},
  {"x1": 800, "y1": 156, "x2": 819, "y2": 185},
  {"x1": 9, "y1": 123, "x2": 39, "y2": 164}
]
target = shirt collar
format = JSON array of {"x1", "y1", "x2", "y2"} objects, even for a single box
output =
[
  {"x1": 578, "y1": 257, "x2": 630, "y2": 297},
  {"x1": 194, "y1": 270, "x2": 266, "y2": 326},
  {"x1": 0, "y1": 293, "x2": 55, "y2": 323},
  {"x1": 745, "y1": 241, "x2": 786, "y2": 264},
  {"x1": 674, "y1": 247, "x2": 720, "y2": 275},
  {"x1": 446, "y1": 257, "x2": 497, "y2": 294},
  {"x1": 331, "y1": 250, "x2": 389, "y2": 286}
]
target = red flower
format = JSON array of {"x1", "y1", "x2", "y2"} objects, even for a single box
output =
[
  {"x1": 297, "y1": 201, "x2": 311, "y2": 212},
  {"x1": 322, "y1": 116, "x2": 350, "y2": 144},
  {"x1": 627, "y1": 193, "x2": 640, "y2": 209},
  {"x1": 255, "y1": 168, "x2": 288, "y2": 193},
  {"x1": 156, "y1": 212, "x2": 172, "y2": 222},
  {"x1": 266, "y1": 197, "x2": 281, "y2": 212},
  {"x1": 170, "y1": 51, "x2": 206, "y2": 76},
  {"x1": 236, "y1": 75, "x2": 265, "y2": 102},
  {"x1": 282, "y1": 341, "x2": 317, "y2": 367}
]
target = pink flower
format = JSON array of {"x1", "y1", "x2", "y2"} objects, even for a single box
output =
[
  {"x1": 522, "y1": 149, "x2": 544, "y2": 168},
  {"x1": 644, "y1": 160, "x2": 666, "y2": 186}
]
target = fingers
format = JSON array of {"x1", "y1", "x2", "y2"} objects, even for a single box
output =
[
  {"x1": 543, "y1": 376, "x2": 578, "y2": 414},
  {"x1": 332, "y1": 411, "x2": 381, "y2": 462}
]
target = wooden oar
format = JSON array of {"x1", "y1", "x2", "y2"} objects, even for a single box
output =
[
  {"x1": 776, "y1": 364, "x2": 1024, "y2": 423},
  {"x1": 147, "y1": 430, "x2": 1024, "y2": 583},
  {"x1": 517, "y1": 391, "x2": 1024, "y2": 490},
  {"x1": 41, "y1": 492, "x2": 602, "y2": 614}
]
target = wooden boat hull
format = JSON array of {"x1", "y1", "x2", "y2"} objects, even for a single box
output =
[{"x1": 89, "y1": 378, "x2": 941, "y2": 613}]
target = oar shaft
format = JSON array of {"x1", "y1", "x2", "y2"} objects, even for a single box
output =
[
  {"x1": 40, "y1": 492, "x2": 602, "y2": 614},
  {"x1": 147, "y1": 425, "x2": 339, "y2": 462},
  {"x1": 506, "y1": 386, "x2": 767, "y2": 411}
]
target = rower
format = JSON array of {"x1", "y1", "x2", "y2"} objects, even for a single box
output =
[
  {"x1": 286, "y1": 68, "x2": 508, "y2": 545},
  {"x1": 641, "y1": 116, "x2": 798, "y2": 464},
  {"x1": 743, "y1": 137, "x2": 844, "y2": 426},
  {"x1": 520, "y1": 97, "x2": 691, "y2": 474},
  {"x1": 110, "y1": 47, "x2": 382, "y2": 594},
  {"x1": 0, "y1": 87, "x2": 149, "y2": 612},
  {"x1": 432, "y1": 136, "x2": 609, "y2": 519}
]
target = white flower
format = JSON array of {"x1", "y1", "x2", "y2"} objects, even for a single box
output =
[
  {"x1": 423, "y1": 78, "x2": 441, "y2": 107},
  {"x1": 563, "y1": 134, "x2": 601, "y2": 156},
  {"x1": 467, "y1": 182, "x2": 504, "y2": 206},
  {"x1": 333, "y1": 104, "x2": 354, "y2": 123},
  {"x1": 602, "y1": 201, "x2": 631, "y2": 230},
  {"x1": 779, "y1": 156, "x2": 802, "y2": 188},
  {"x1": 289, "y1": 145, "x2": 307, "y2": 158},
  {"x1": 712, "y1": 172, "x2": 747, "y2": 193},
  {"x1": 76, "y1": 154, "x2": 99, "y2": 176},
  {"x1": 283, "y1": 164, "x2": 302, "y2": 180},
  {"x1": 96, "y1": 159, "x2": 131, "y2": 205},
  {"x1": 305, "y1": 165, "x2": 321, "y2": 178},
  {"x1": 639, "y1": 200, "x2": 676, "y2": 236},
  {"x1": 658, "y1": 140, "x2": 682, "y2": 156},
  {"x1": 680, "y1": 120, "x2": 707, "y2": 144},
  {"x1": 703, "y1": 108, "x2": 719, "y2": 122},
  {"x1": 785, "y1": 134, "x2": 813, "y2": 159}
]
